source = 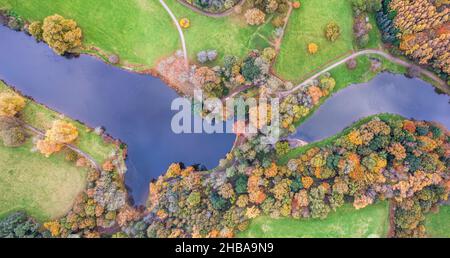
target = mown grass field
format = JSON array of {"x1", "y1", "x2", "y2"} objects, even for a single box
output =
[
  {"x1": 0, "y1": 0, "x2": 178, "y2": 67},
  {"x1": 0, "y1": 141, "x2": 87, "y2": 221},
  {"x1": 238, "y1": 201, "x2": 390, "y2": 238},
  {"x1": 0, "y1": 81, "x2": 116, "y2": 221},
  {"x1": 425, "y1": 205, "x2": 450, "y2": 238},
  {"x1": 274, "y1": 0, "x2": 355, "y2": 82},
  {"x1": 0, "y1": 0, "x2": 274, "y2": 67}
]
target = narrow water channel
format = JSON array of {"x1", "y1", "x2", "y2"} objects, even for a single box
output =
[{"x1": 294, "y1": 73, "x2": 450, "y2": 142}]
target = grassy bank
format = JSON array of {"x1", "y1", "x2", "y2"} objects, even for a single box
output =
[
  {"x1": 0, "y1": 0, "x2": 274, "y2": 68},
  {"x1": 239, "y1": 201, "x2": 389, "y2": 238},
  {"x1": 0, "y1": 81, "x2": 117, "y2": 164}
]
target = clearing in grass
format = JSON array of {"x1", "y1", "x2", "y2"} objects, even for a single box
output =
[{"x1": 239, "y1": 201, "x2": 390, "y2": 238}]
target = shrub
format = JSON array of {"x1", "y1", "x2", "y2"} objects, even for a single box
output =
[
  {"x1": 272, "y1": 15, "x2": 285, "y2": 28},
  {"x1": 7, "y1": 16, "x2": 23, "y2": 31},
  {"x1": 325, "y1": 22, "x2": 341, "y2": 42},
  {"x1": 308, "y1": 43, "x2": 318, "y2": 54},
  {"x1": 1, "y1": 126, "x2": 26, "y2": 147},
  {"x1": 207, "y1": 50, "x2": 218, "y2": 62},
  {"x1": 197, "y1": 51, "x2": 208, "y2": 64},
  {"x1": 179, "y1": 18, "x2": 190, "y2": 29},
  {"x1": 346, "y1": 58, "x2": 358, "y2": 70},
  {"x1": 262, "y1": 47, "x2": 277, "y2": 62},
  {"x1": 245, "y1": 8, "x2": 266, "y2": 26},
  {"x1": 0, "y1": 92, "x2": 26, "y2": 117},
  {"x1": 28, "y1": 21, "x2": 43, "y2": 41}
]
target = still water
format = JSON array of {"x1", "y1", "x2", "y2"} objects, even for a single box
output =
[{"x1": 294, "y1": 74, "x2": 450, "y2": 142}]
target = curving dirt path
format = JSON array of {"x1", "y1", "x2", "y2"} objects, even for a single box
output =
[
  {"x1": 159, "y1": 0, "x2": 189, "y2": 68},
  {"x1": 176, "y1": 0, "x2": 245, "y2": 18},
  {"x1": 279, "y1": 49, "x2": 448, "y2": 98},
  {"x1": 17, "y1": 119, "x2": 102, "y2": 172}
]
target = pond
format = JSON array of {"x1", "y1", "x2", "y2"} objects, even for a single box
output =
[
  {"x1": 0, "y1": 26, "x2": 236, "y2": 205},
  {"x1": 294, "y1": 73, "x2": 450, "y2": 142}
]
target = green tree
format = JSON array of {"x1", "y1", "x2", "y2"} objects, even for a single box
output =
[
  {"x1": 234, "y1": 174, "x2": 248, "y2": 194},
  {"x1": 0, "y1": 212, "x2": 49, "y2": 238}
]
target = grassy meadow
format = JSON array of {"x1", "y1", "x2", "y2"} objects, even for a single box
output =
[
  {"x1": 0, "y1": 0, "x2": 275, "y2": 67},
  {"x1": 425, "y1": 205, "x2": 450, "y2": 238},
  {"x1": 274, "y1": 0, "x2": 355, "y2": 82},
  {"x1": 0, "y1": 140, "x2": 87, "y2": 221},
  {"x1": 239, "y1": 201, "x2": 390, "y2": 238}
]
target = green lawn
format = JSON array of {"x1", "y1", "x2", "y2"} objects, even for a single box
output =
[
  {"x1": 274, "y1": 0, "x2": 355, "y2": 82},
  {"x1": 0, "y1": 141, "x2": 87, "y2": 221},
  {"x1": 0, "y1": 0, "x2": 274, "y2": 67},
  {"x1": 239, "y1": 201, "x2": 390, "y2": 238},
  {"x1": 425, "y1": 205, "x2": 450, "y2": 238}
]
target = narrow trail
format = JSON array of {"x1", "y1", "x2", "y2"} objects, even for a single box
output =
[
  {"x1": 279, "y1": 49, "x2": 448, "y2": 98},
  {"x1": 17, "y1": 119, "x2": 102, "y2": 172},
  {"x1": 159, "y1": 0, "x2": 189, "y2": 68}
]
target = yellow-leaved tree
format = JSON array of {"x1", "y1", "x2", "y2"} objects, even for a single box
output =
[
  {"x1": 42, "y1": 14, "x2": 83, "y2": 55},
  {"x1": 0, "y1": 92, "x2": 26, "y2": 117},
  {"x1": 308, "y1": 43, "x2": 319, "y2": 54},
  {"x1": 45, "y1": 120, "x2": 79, "y2": 144},
  {"x1": 37, "y1": 120, "x2": 78, "y2": 157}
]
